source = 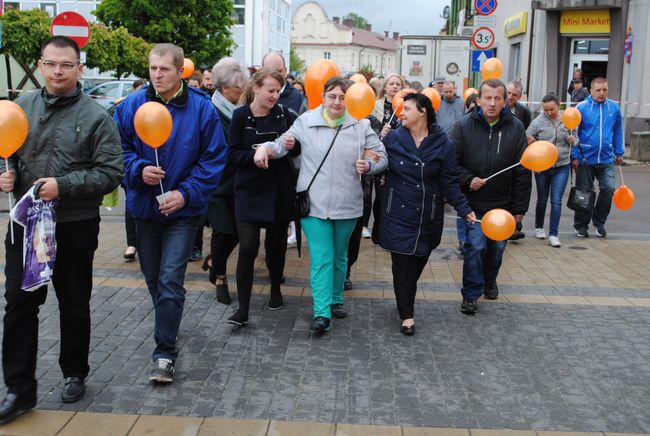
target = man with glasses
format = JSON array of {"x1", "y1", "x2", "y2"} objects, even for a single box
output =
[
  {"x1": 113, "y1": 43, "x2": 227, "y2": 384},
  {"x1": 0, "y1": 36, "x2": 124, "y2": 423}
]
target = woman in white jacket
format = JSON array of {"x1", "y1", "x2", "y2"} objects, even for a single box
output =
[{"x1": 255, "y1": 77, "x2": 388, "y2": 334}]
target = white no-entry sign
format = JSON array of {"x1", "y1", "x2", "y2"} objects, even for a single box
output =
[{"x1": 50, "y1": 11, "x2": 91, "y2": 49}]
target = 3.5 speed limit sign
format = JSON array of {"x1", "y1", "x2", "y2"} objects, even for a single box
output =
[{"x1": 472, "y1": 27, "x2": 495, "y2": 50}]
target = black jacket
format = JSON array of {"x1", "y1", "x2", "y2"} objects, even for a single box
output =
[
  {"x1": 279, "y1": 82, "x2": 307, "y2": 115},
  {"x1": 449, "y1": 108, "x2": 531, "y2": 215},
  {"x1": 511, "y1": 102, "x2": 531, "y2": 129}
]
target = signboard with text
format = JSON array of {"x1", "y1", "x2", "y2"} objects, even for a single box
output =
[{"x1": 472, "y1": 27, "x2": 495, "y2": 50}]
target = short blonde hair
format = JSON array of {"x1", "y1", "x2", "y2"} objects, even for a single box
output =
[{"x1": 150, "y1": 43, "x2": 184, "y2": 69}]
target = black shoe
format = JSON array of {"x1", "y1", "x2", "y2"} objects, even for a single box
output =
[
  {"x1": 460, "y1": 298, "x2": 477, "y2": 315},
  {"x1": 484, "y1": 282, "x2": 499, "y2": 300},
  {"x1": 575, "y1": 228, "x2": 589, "y2": 238},
  {"x1": 343, "y1": 279, "x2": 352, "y2": 290},
  {"x1": 267, "y1": 291, "x2": 284, "y2": 310},
  {"x1": 595, "y1": 225, "x2": 607, "y2": 238},
  {"x1": 280, "y1": 275, "x2": 286, "y2": 284},
  {"x1": 216, "y1": 282, "x2": 231, "y2": 305},
  {"x1": 149, "y1": 358, "x2": 174, "y2": 383},
  {"x1": 0, "y1": 393, "x2": 36, "y2": 425},
  {"x1": 509, "y1": 231, "x2": 525, "y2": 241},
  {"x1": 189, "y1": 248, "x2": 202, "y2": 262},
  {"x1": 61, "y1": 377, "x2": 85, "y2": 403},
  {"x1": 226, "y1": 310, "x2": 248, "y2": 327},
  {"x1": 310, "y1": 316, "x2": 331, "y2": 334},
  {"x1": 201, "y1": 255, "x2": 215, "y2": 284},
  {"x1": 331, "y1": 304, "x2": 347, "y2": 319},
  {"x1": 123, "y1": 246, "x2": 136, "y2": 261},
  {"x1": 400, "y1": 324, "x2": 415, "y2": 336}
]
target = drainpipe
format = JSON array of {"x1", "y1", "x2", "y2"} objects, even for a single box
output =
[{"x1": 525, "y1": 7, "x2": 536, "y2": 98}]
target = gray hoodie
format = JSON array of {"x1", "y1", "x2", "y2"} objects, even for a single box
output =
[
  {"x1": 267, "y1": 107, "x2": 387, "y2": 220},
  {"x1": 526, "y1": 112, "x2": 574, "y2": 167},
  {"x1": 437, "y1": 95, "x2": 466, "y2": 135}
]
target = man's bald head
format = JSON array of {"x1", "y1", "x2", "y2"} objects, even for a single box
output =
[{"x1": 262, "y1": 52, "x2": 287, "y2": 77}]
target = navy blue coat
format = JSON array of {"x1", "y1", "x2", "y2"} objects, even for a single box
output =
[{"x1": 379, "y1": 126, "x2": 472, "y2": 256}]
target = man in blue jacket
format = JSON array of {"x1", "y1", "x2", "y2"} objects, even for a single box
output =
[
  {"x1": 572, "y1": 77, "x2": 624, "y2": 238},
  {"x1": 114, "y1": 43, "x2": 227, "y2": 383}
]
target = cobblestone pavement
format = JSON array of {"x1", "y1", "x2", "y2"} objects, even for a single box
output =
[{"x1": 0, "y1": 211, "x2": 649, "y2": 434}]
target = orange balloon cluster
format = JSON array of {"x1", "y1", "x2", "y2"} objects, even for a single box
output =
[
  {"x1": 520, "y1": 140, "x2": 558, "y2": 172},
  {"x1": 349, "y1": 73, "x2": 367, "y2": 84},
  {"x1": 464, "y1": 88, "x2": 478, "y2": 101},
  {"x1": 305, "y1": 60, "x2": 341, "y2": 109},
  {"x1": 481, "y1": 58, "x2": 503, "y2": 81},
  {"x1": 182, "y1": 58, "x2": 195, "y2": 79},
  {"x1": 613, "y1": 185, "x2": 635, "y2": 210},
  {"x1": 392, "y1": 88, "x2": 416, "y2": 117},
  {"x1": 562, "y1": 107, "x2": 582, "y2": 130},
  {"x1": 345, "y1": 82, "x2": 376, "y2": 120},
  {"x1": 134, "y1": 102, "x2": 173, "y2": 148},
  {"x1": 421, "y1": 87, "x2": 441, "y2": 112},
  {"x1": 481, "y1": 209, "x2": 516, "y2": 241},
  {"x1": 0, "y1": 101, "x2": 29, "y2": 159}
]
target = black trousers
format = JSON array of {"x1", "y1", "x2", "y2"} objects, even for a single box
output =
[
  {"x1": 123, "y1": 187, "x2": 136, "y2": 247},
  {"x1": 235, "y1": 221, "x2": 288, "y2": 316},
  {"x1": 346, "y1": 218, "x2": 363, "y2": 278},
  {"x1": 390, "y1": 252, "x2": 429, "y2": 320},
  {"x1": 210, "y1": 230, "x2": 239, "y2": 278},
  {"x1": 3, "y1": 218, "x2": 99, "y2": 397}
]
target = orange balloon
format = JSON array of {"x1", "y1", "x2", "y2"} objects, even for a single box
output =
[
  {"x1": 562, "y1": 107, "x2": 582, "y2": 130},
  {"x1": 520, "y1": 140, "x2": 558, "y2": 172},
  {"x1": 481, "y1": 209, "x2": 516, "y2": 241},
  {"x1": 421, "y1": 87, "x2": 441, "y2": 112},
  {"x1": 345, "y1": 82, "x2": 376, "y2": 120},
  {"x1": 350, "y1": 74, "x2": 367, "y2": 84},
  {"x1": 182, "y1": 58, "x2": 195, "y2": 79},
  {"x1": 392, "y1": 88, "x2": 416, "y2": 117},
  {"x1": 464, "y1": 88, "x2": 478, "y2": 101},
  {"x1": 134, "y1": 102, "x2": 173, "y2": 148},
  {"x1": 613, "y1": 185, "x2": 635, "y2": 210},
  {"x1": 305, "y1": 60, "x2": 341, "y2": 109},
  {"x1": 0, "y1": 101, "x2": 29, "y2": 159},
  {"x1": 481, "y1": 58, "x2": 503, "y2": 81}
]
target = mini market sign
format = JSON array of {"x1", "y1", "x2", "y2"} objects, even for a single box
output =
[{"x1": 560, "y1": 9, "x2": 610, "y2": 34}]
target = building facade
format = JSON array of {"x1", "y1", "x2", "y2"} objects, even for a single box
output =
[{"x1": 291, "y1": 1, "x2": 398, "y2": 76}]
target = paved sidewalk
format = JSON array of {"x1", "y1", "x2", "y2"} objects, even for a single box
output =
[{"x1": 0, "y1": 213, "x2": 649, "y2": 434}]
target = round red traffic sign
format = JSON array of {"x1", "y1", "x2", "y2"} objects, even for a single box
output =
[
  {"x1": 50, "y1": 11, "x2": 91, "y2": 49},
  {"x1": 472, "y1": 27, "x2": 495, "y2": 50}
]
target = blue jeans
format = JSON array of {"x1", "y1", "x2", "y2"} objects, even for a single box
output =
[
  {"x1": 573, "y1": 163, "x2": 616, "y2": 231},
  {"x1": 136, "y1": 216, "x2": 201, "y2": 361},
  {"x1": 534, "y1": 164, "x2": 570, "y2": 237},
  {"x1": 456, "y1": 213, "x2": 466, "y2": 245},
  {"x1": 461, "y1": 212, "x2": 508, "y2": 300}
]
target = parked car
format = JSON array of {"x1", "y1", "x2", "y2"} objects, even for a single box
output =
[{"x1": 85, "y1": 80, "x2": 135, "y2": 109}]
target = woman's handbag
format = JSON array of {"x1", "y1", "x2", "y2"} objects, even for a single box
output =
[
  {"x1": 566, "y1": 143, "x2": 595, "y2": 213},
  {"x1": 294, "y1": 125, "x2": 342, "y2": 218}
]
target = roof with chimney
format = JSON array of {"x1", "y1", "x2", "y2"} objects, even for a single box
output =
[{"x1": 334, "y1": 18, "x2": 399, "y2": 50}]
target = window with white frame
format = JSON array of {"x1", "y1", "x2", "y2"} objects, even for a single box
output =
[{"x1": 233, "y1": 0, "x2": 245, "y2": 25}]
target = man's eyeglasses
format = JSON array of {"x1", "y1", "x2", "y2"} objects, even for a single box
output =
[{"x1": 41, "y1": 59, "x2": 81, "y2": 72}]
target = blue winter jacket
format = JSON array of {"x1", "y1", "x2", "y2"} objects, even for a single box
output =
[
  {"x1": 114, "y1": 83, "x2": 227, "y2": 222},
  {"x1": 572, "y1": 95, "x2": 624, "y2": 165},
  {"x1": 379, "y1": 125, "x2": 472, "y2": 256}
]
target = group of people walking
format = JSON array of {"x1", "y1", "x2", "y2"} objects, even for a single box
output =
[{"x1": 0, "y1": 35, "x2": 625, "y2": 424}]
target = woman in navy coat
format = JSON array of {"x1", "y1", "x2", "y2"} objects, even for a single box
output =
[{"x1": 379, "y1": 93, "x2": 475, "y2": 335}]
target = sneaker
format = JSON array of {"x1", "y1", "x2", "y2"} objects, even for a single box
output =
[
  {"x1": 149, "y1": 358, "x2": 174, "y2": 383},
  {"x1": 361, "y1": 227, "x2": 371, "y2": 238},
  {"x1": 226, "y1": 310, "x2": 248, "y2": 326},
  {"x1": 310, "y1": 316, "x2": 331, "y2": 333},
  {"x1": 575, "y1": 228, "x2": 589, "y2": 238},
  {"x1": 287, "y1": 235, "x2": 297, "y2": 246},
  {"x1": 509, "y1": 231, "x2": 525, "y2": 241},
  {"x1": 331, "y1": 304, "x2": 347, "y2": 318},
  {"x1": 189, "y1": 248, "x2": 202, "y2": 262},
  {"x1": 460, "y1": 298, "x2": 477, "y2": 315},
  {"x1": 267, "y1": 291, "x2": 284, "y2": 310},
  {"x1": 484, "y1": 282, "x2": 499, "y2": 300},
  {"x1": 535, "y1": 228, "x2": 546, "y2": 239},
  {"x1": 549, "y1": 236, "x2": 561, "y2": 247},
  {"x1": 595, "y1": 225, "x2": 607, "y2": 238},
  {"x1": 343, "y1": 278, "x2": 353, "y2": 290}
]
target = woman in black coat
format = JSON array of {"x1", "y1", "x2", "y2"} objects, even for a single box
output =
[
  {"x1": 379, "y1": 93, "x2": 475, "y2": 335},
  {"x1": 226, "y1": 68, "x2": 297, "y2": 326}
]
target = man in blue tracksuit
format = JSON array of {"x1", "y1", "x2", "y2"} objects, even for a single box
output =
[
  {"x1": 572, "y1": 77, "x2": 624, "y2": 238},
  {"x1": 114, "y1": 43, "x2": 227, "y2": 383}
]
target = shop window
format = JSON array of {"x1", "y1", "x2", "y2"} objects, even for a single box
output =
[{"x1": 573, "y1": 39, "x2": 609, "y2": 55}]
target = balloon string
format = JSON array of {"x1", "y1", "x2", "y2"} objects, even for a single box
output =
[
  {"x1": 154, "y1": 149, "x2": 166, "y2": 206},
  {"x1": 618, "y1": 164, "x2": 625, "y2": 186},
  {"x1": 484, "y1": 162, "x2": 521, "y2": 181},
  {"x1": 6, "y1": 158, "x2": 14, "y2": 245},
  {"x1": 447, "y1": 215, "x2": 481, "y2": 223},
  {"x1": 358, "y1": 123, "x2": 362, "y2": 181},
  {"x1": 386, "y1": 108, "x2": 398, "y2": 130}
]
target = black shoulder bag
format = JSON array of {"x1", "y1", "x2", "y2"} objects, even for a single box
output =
[
  {"x1": 567, "y1": 143, "x2": 595, "y2": 213},
  {"x1": 294, "y1": 125, "x2": 342, "y2": 218}
]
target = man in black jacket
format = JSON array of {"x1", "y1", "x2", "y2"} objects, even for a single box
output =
[{"x1": 449, "y1": 79, "x2": 531, "y2": 314}]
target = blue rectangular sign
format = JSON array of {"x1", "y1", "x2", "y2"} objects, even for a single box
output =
[{"x1": 471, "y1": 50, "x2": 494, "y2": 72}]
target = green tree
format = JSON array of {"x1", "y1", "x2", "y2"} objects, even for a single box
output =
[
  {"x1": 0, "y1": 8, "x2": 51, "y2": 66},
  {"x1": 86, "y1": 24, "x2": 152, "y2": 79},
  {"x1": 344, "y1": 12, "x2": 370, "y2": 29},
  {"x1": 95, "y1": 0, "x2": 235, "y2": 68},
  {"x1": 289, "y1": 42, "x2": 306, "y2": 75}
]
